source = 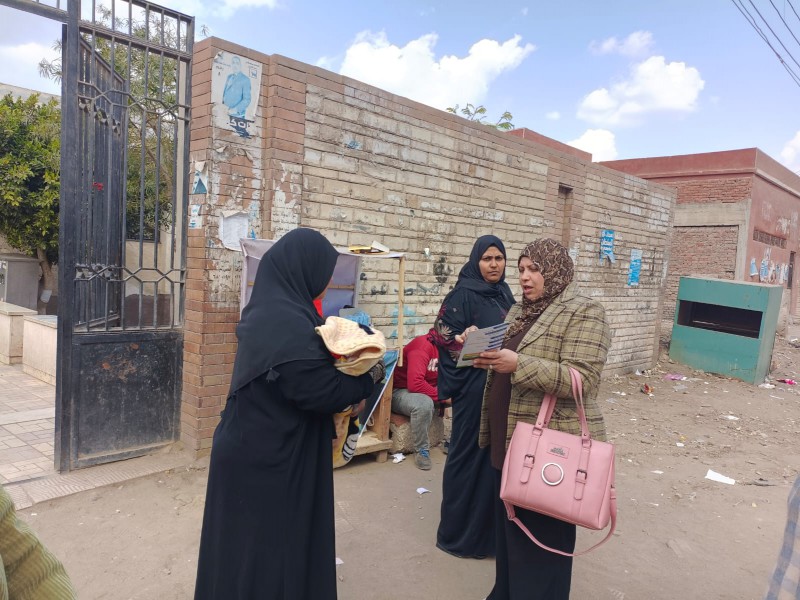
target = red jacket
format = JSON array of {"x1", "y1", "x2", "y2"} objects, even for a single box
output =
[{"x1": 393, "y1": 334, "x2": 439, "y2": 403}]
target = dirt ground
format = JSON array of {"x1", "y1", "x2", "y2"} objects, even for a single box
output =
[{"x1": 14, "y1": 336, "x2": 800, "y2": 600}]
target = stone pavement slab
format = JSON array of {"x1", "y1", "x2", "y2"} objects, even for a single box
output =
[
  {"x1": 0, "y1": 363, "x2": 56, "y2": 484},
  {"x1": 0, "y1": 363, "x2": 196, "y2": 508}
]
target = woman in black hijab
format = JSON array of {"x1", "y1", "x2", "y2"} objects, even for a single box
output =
[
  {"x1": 194, "y1": 228, "x2": 379, "y2": 600},
  {"x1": 429, "y1": 235, "x2": 515, "y2": 559}
]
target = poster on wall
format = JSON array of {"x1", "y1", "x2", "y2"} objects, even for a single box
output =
[
  {"x1": 628, "y1": 249, "x2": 643, "y2": 286},
  {"x1": 191, "y1": 160, "x2": 208, "y2": 195},
  {"x1": 600, "y1": 229, "x2": 616, "y2": 263},
  {"x1": 188, "y1": 205, "x2": 202, "y2": 229},
  {"x1": 211, "y1": 51, "x2": 262, "y2": 138}
]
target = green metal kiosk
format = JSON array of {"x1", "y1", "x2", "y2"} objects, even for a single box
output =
[{"x1": 669, "y1": 277, "x2": 783, "y2": 384}]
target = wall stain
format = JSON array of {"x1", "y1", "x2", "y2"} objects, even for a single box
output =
[
  {"x1": 433, "y1": 256, "x2": 453, "y2": 284},
  {"x1": 370, "y1": 284, "x2": 388, "y2": 296}
]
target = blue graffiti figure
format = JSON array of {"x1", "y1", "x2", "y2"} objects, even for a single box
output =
[{"x1": 222, "y1": 56, "x2": 251, "y2": 118}]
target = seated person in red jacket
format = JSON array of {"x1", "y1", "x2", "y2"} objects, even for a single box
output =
[{"x1": 392, "y1": 330, "x2": 441, "y2": 470}]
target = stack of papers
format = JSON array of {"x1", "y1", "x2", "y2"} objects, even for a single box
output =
[{"x1": 456, "y1": 322, "x2": 510, "y2": 368}]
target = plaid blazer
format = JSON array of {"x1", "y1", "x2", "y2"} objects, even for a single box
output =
[
  {"x1": 479, "y1": 283, "x2": 612, "y2": 449},
  {"x1": 0, "y1": 484, "x2": 77, "y2": 600}
]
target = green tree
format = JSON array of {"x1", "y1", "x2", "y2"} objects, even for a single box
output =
[
  {"x1": 446, "y1": 103, "x2": 514, "y2": 131},
  {"x1": 0, "y1": 93, "x2": 60, "y2": 299},
  {"x1": 39, "y1": 5, "x2": 182, "y2": 240}
]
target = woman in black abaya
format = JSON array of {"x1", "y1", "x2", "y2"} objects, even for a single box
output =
[
  {"x1": 194, "y1": 228, "x2": 380, "y2": 600},
  {"x1": 430, "y1": 235, "x2": 515, "y2": 559}
]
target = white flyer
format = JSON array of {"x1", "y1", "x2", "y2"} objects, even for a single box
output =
[{"x1": 456, "y1": 322, "x2": 510, "y2": 368}]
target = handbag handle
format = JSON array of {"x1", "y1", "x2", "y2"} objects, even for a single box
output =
[{"x1": 535, "y1": 367, "x2": 591, "y2": 443}]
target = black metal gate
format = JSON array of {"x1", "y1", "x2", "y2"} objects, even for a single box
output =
[{"x1": 0, "y1": 0, "x2": 193, "y2": 471}]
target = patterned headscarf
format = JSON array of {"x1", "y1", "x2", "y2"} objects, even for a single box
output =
[{"x1": 505, "y1": 238, "x2": 574, "y2": 340}]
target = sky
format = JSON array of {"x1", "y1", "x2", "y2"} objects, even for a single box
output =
[{"x1": 1, "y1": 0, "x2": 799, "y2": 172}]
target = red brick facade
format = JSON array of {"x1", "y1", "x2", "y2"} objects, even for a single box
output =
[
  {"x1": 663, "y1": 225, "x2": 739, "y2": 321},
  {"x1": 601, "y1": 149, "x2": 800, "y2": 326},
  {"x1": 665, "y1": 177, "x2": 752, "y2": 204}
]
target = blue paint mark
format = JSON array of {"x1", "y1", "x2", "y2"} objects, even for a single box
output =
[
  {"x1": 389, "y1": 306, "x2": 418, "y2": 318},
  {"x1": 345, "y1": 139, "x2": 362, "y2": 150},
  {"x1": 390, "y1": 316, "x2": 425, "y2": 326}
]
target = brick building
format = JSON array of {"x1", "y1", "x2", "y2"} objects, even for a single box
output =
[
  {"x1": 601, "y1": 149, "x2": 800, "y2": 323},
  {"x1": 181, "y1": 37, "x2": 676, "y2": 454}
]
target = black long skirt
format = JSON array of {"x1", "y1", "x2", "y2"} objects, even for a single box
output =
[
  {"x1": 487, "y1": 468, "x2": 576, "y2": 600},
  {"x1": 436, "y1": 387, "x2": 496, "y2": 559}
]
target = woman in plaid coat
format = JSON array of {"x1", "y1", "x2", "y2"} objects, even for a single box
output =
[{"x1": 472, "y1": 238, "x2": 612, "y2": 600}]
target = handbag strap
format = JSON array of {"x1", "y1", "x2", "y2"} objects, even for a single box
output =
[
  {"x1": 535, "y1": 367, "x2": 591, "y2": 443},
  {"x1": 503, "y1": 486, "x2": 617, "y2": 557}
]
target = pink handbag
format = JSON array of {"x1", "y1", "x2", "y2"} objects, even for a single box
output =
[{"x1": 499, "y1": 367, "x2": 617, "y2": 556}]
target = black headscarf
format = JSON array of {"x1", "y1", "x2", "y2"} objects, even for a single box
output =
[
  {"x1": 229, "y1": 228, "x2": 339, "y2": 395},
  {"x1": 429, "y1": 235, "x2": 515, "y2": 399},
  {"x1": 451, "y1": 235, "x2": 515, "y2": 301}
]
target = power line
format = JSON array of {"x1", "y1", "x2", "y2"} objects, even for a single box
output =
[
  {"x1": 746, "y1": 0, "x2": 800, "y2": 71},
  {"x1": 731, "y1": 0, "x2": 800, "y2": 87},
  {"x1": 768, "y1": 0, "x2": 800, "y2": 51},
  {"x1": 787, "y1": 0, "x2": 800, "y2": 23}
]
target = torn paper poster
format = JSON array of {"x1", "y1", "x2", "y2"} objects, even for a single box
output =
[
  {"x1": 188, "y1": 205, "x2": 202, "y2": 229},
  {"x1": 600, "y1": 229, "x2": 615, "y2": 263},
  {"x1": 211, "y1": 51, "x2": 263, "y2": 139},
  {"x1": 628, "y1": 248, "x2": 642, "y2": 286},
  {"x1": 220, "y1": 211, "x2": 249, "y2": 250},
  {"x1": 246, "y1": 200, "x2": 260, "y2": 239},
  {"x1": 192, "y1": 161, "x2": 208, "y2": 195}
]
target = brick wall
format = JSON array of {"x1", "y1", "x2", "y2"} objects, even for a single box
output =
[
  {"x1": 181, "y1": 38, "x2": 676, "y2": 453},
  {"x1": 663, "y1": 225, "x2": 739, "y2": 321},
  {"x1": 666, "y1": 177, "x2": 753, "y2": 204}
]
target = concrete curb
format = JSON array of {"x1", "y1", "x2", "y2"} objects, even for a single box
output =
[{"x1": 5, "y1": 449, "x2": 197, "y2": 510}]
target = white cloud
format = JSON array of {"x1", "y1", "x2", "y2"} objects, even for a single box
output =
[
  {"x1": 339, "y1": 31, "x2": 535, "y2": 110},
  {"x1": 522, "y1": 7, "x2": 529, "y2": 16},
  {"x1": 158, "y1": 0, "x2": 207, "y2": 18},
  {"x1": 567, "y1": 129, "x2": 618, "y2": 161},
  {"x1": 577, "y1": 55, "x2": 704, "y2": 126},
  {"x1": 546, "y1": 111, "x2": 560, "y2": 120},
  {"x1": 781, "y1": 131, "x2": 800, "y2": 173},
  {"x1": 0, "y1": 42, "x2": 61, "y2": 96},
  {"x1": 214, "y1": 0, "x2": 279, "y2": 18},
  {"x1": 315, "y1": 55, "x2": 337, "y2": 71},
  {"x1": 591, "y1": 31, "x2": 654, "y2": 57},
  {"x1": 164, "y1": 0, "x2": 279, "y2": 19}
]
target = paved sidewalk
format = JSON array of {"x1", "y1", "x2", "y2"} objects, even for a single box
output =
[
  {"x1": 0, "y1": 363, "x2": 195, "y2": 510},
  {"x1": 0, "y1": 363, "x2": 56, "y2": 484}
]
